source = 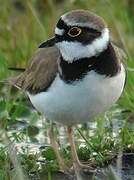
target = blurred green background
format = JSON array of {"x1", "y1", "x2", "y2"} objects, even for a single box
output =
[
  {"x1": 0, "y1": 0, "x2": 134, "y2": 110},
  {"x1": 0, "y1": 0, "x2": 134, "y2": 179}
]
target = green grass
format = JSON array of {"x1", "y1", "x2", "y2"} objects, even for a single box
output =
[{"x1": 0, "y1": 0, "x2": 134, "y2": 179}]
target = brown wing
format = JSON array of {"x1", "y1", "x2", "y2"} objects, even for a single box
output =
[
  {"x1": 112, "y1": 43, "x2": 127, "y2": 64},
  {"x1": 113, "y1": 43, "x2": 127, "y2": 87},
  {"x1": 9, "y1": 47, "x2": 60, "y2": 94}
]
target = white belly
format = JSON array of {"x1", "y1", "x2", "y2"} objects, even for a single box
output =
[{"x1": 28, "y1": 64, "x2": 126, "y2": 125}]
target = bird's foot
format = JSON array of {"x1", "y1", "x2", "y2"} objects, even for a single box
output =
[
  {"x1": 72, "y1": 162, "x2": 96, "y2": 173},
  {"x1": 58, "y1": 164, "x2": 70, "y2": 174}
]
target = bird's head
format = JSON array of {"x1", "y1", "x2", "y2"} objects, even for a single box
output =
[{"x1": 39, "y1": 10, "x2": 110, "y2": 63}]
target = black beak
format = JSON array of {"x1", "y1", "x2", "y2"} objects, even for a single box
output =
[{"x1": 38, "y1": 36, "x2": 56, "y2": 48}]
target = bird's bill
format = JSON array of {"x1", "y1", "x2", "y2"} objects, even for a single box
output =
[{"x1": 38, "y1": 36, "x2": 56, "y2": 48}]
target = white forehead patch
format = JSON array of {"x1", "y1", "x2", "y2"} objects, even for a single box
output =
[
  {"x1": 55, "y1": 27, "x2": 65, "y2": 36},
  {"x1": 56, "y1": 28, "x2": 109, "y2": 62}
]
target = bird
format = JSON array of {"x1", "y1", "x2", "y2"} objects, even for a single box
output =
[{"x1": 9, "y1": 10, "x2": 126, "y2": 172}]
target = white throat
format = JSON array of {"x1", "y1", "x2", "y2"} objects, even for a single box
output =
[{"x1": 56, "y1": 28, "x2": 109, "y2": 63}]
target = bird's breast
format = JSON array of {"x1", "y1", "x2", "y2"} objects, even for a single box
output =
[{"x1": 28, "y1": 64, "x2": 126, "y2": 125}]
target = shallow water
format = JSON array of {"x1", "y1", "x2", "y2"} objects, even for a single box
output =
[
  {"x1": 2, "y1": 105, "x2": 134, "y2": 180},
  {"x1": 30, "y1": 152, "x2": 134, "y2": 180}
]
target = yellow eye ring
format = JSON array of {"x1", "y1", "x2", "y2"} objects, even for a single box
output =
[{"x1": 68, "y1": 27, "x2": 82, "y2": 37}]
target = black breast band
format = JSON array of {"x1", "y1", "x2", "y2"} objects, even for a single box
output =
[{"x1": 59, "y1": 43, "x2": 120, "y2": 83}]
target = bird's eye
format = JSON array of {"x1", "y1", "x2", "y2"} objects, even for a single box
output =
[{"x1": 68, "y1": 27, "x2": 82, "y2": 37}]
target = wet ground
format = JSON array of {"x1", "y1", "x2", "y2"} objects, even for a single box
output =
[
  {"x1": 3, "y1": 109, "x2": 134, "y2": 180},
  {"x1": 30, "y1": 152, "x2": 134, "y2": 180}
]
